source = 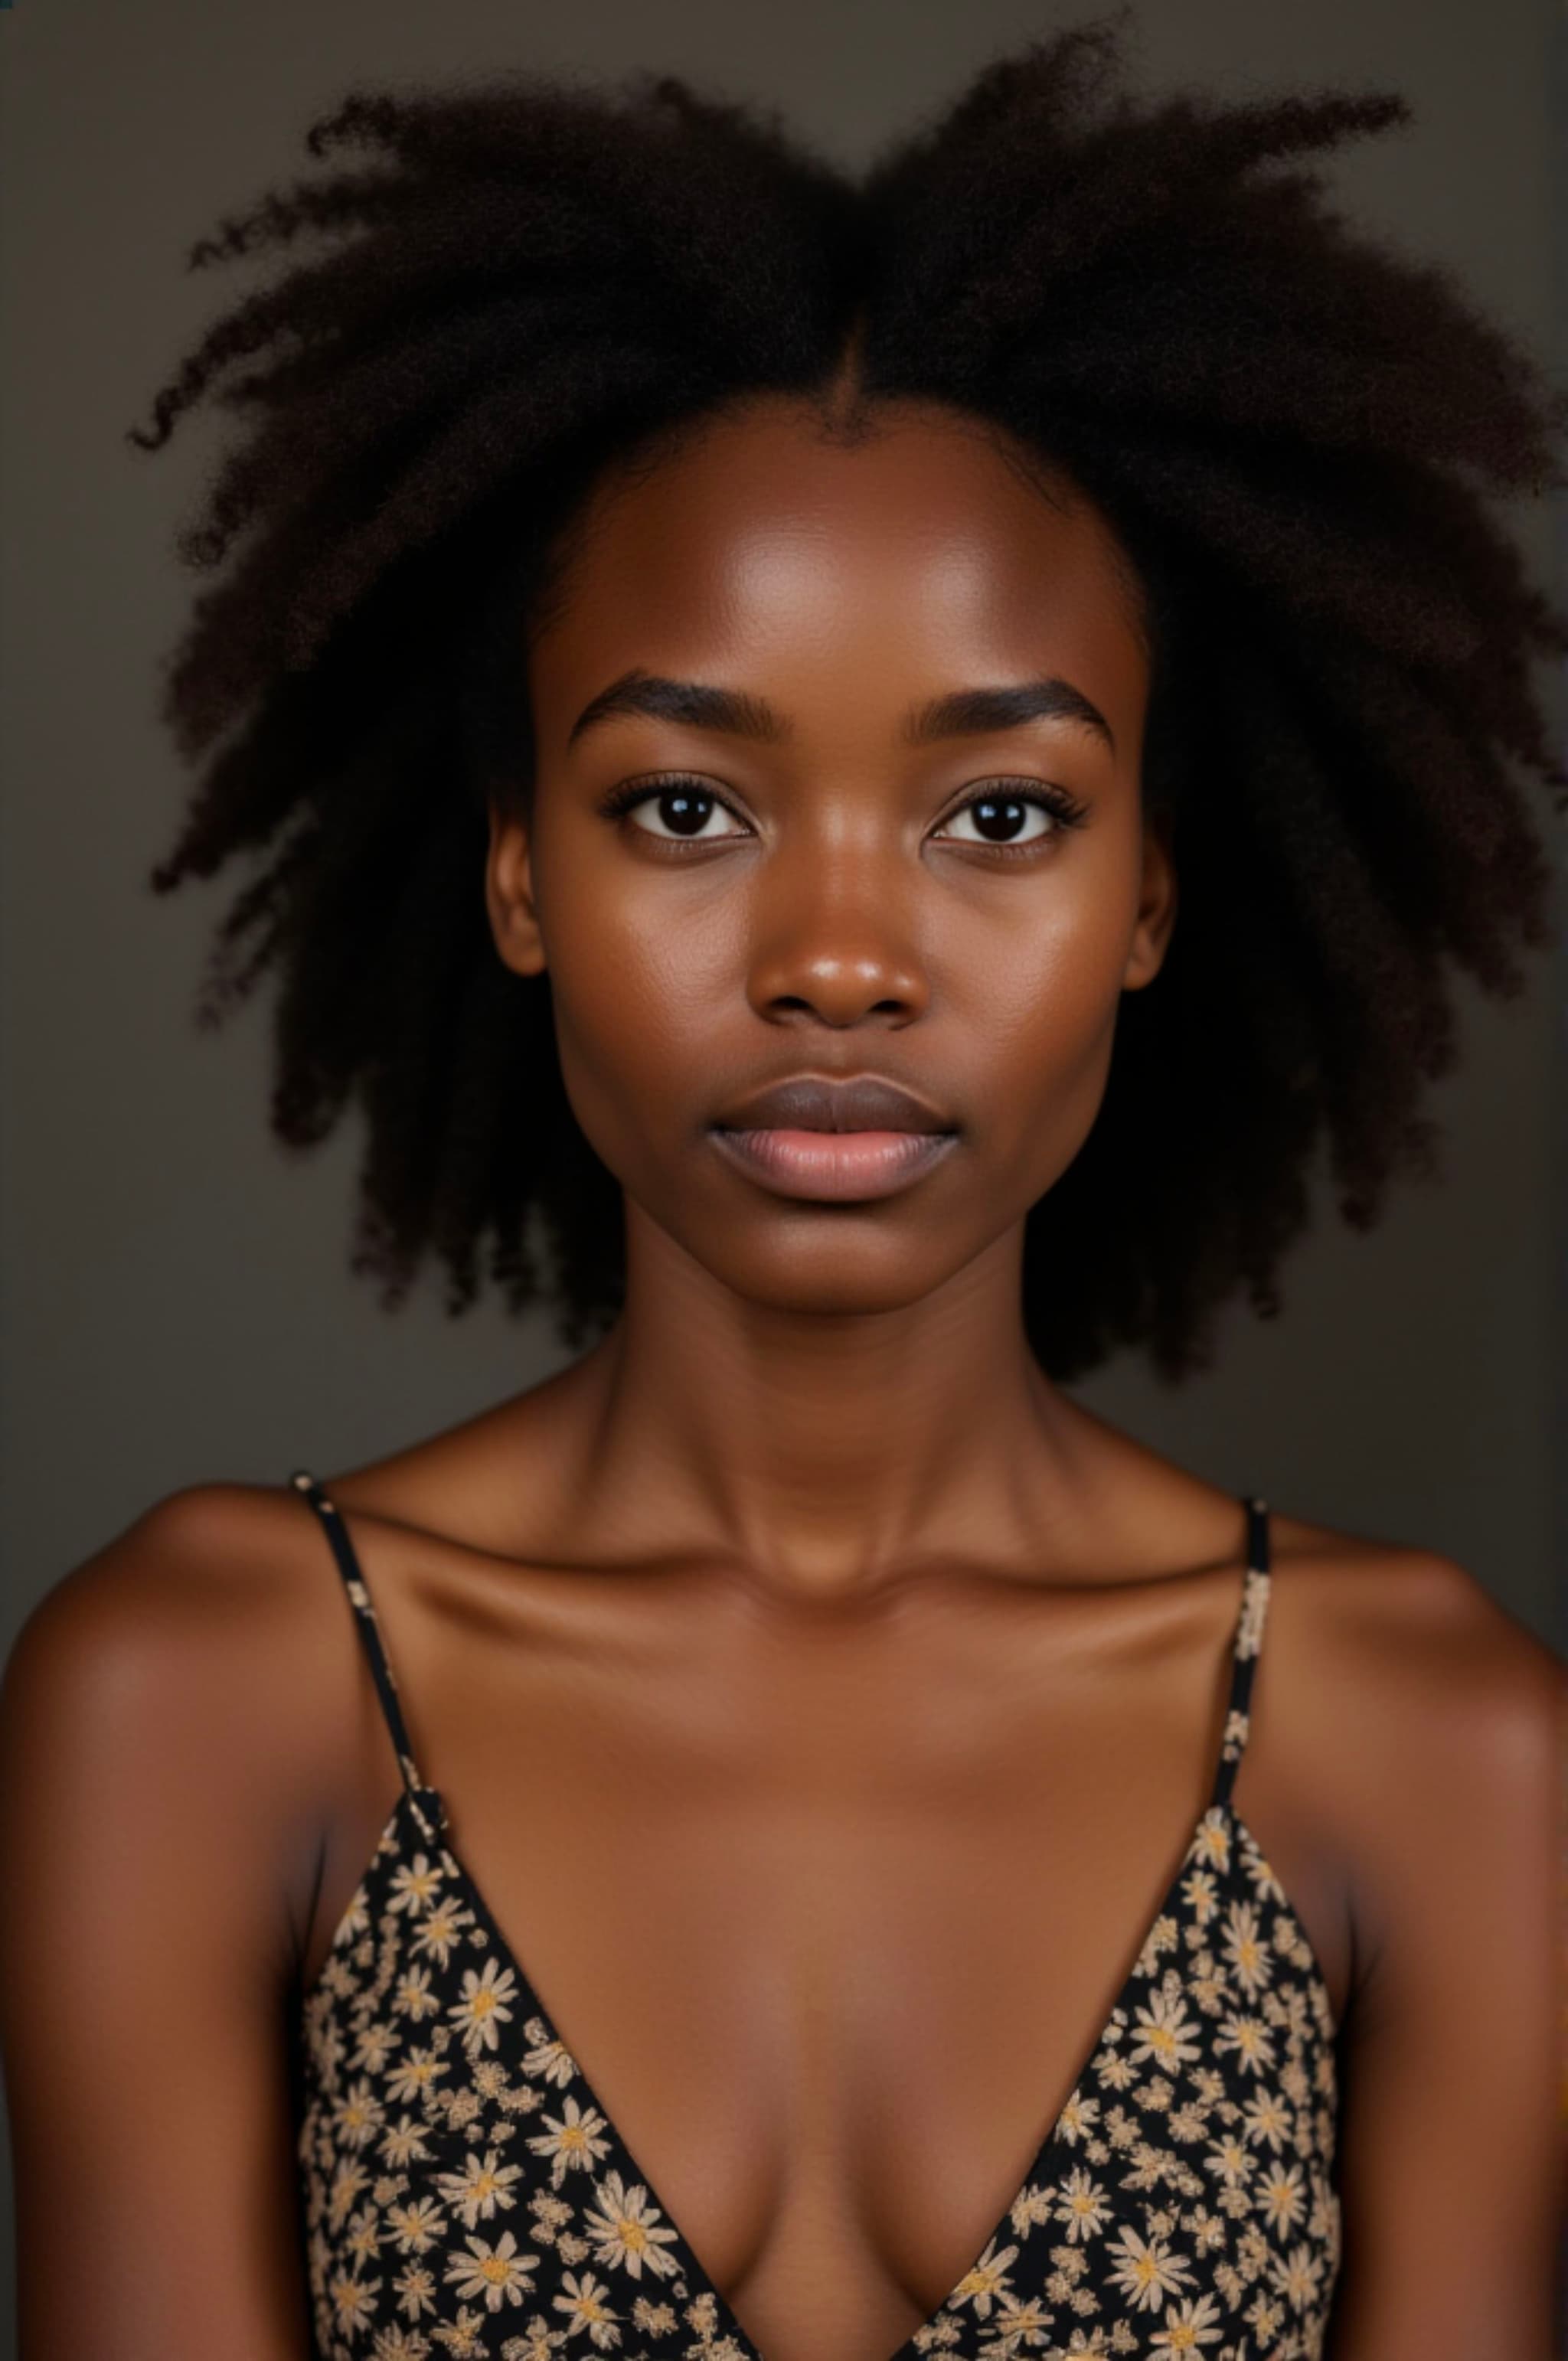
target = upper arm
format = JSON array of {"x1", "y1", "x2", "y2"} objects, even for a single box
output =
[
  {"x1": 0, "y1": 1485, "x2": 335, "y2": 2359},
  {"x1": 1325, "y1": 1555, "x2": 1563, "y2": 2359}
]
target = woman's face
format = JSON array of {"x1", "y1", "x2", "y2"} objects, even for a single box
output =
[{"x1": 488, "y1": 395, "x2": 1176, "y2": 1319}]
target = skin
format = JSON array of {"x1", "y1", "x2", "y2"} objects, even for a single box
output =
[{"x1": 0, "y1": 392, "x2": 1562, "y2": 2361}]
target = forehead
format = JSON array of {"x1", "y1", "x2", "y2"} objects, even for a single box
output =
[{"x1": 528, "y1": 397, "x2": 1149, "y2": 739}]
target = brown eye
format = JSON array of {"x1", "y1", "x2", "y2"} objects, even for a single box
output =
[
  {"x1": 936, "y1": 789, "x2": 1066, "y2": 847},
  {"x1": 622, "y1": 783, "x2": 750, "y2": 841}
]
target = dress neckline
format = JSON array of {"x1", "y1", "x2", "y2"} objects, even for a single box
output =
[
  {"x1": 288, "y1": 1473, "x2": 1331, "y2": 2361},
  {"x1": 296, "y1": 1566, "x2": 1338, "y2": 2361}
]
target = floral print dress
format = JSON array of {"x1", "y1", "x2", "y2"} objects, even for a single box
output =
[{"x1": 289, "y1": 1472, "x2": 1341, "y2": 2361}]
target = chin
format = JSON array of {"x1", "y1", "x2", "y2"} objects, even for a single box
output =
[{"x1": 705, "y1": 1231, "x2": 979, "y2": 1321}]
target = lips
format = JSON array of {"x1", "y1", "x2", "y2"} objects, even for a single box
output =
[
  {"x1": 709, "y1": 1074, "x2": 957, "y2": 1202},
  {"x1": 712, "y1": 1075, "x2": 952, "y2": 1135}
]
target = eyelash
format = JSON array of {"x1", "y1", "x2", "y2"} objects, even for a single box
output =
[{"x1": 598, "y1": 773, "x2": 1089, "y2": 854}]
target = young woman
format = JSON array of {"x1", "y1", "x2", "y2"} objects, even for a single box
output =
[{"x1": 2, "y1": 26, "x2": 1563, "y2": 2359}]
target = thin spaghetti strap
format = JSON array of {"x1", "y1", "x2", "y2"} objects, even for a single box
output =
[
  {"x1": 1209, "y1": 1494, "x2": 1273, "y2": 1812},
  {"x1": 289, "y1": 1468, "x2": 447, "y2": 1840}
]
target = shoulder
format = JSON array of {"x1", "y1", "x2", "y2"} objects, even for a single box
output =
[
  {"x1": 1274, "y1": 1525, "x2": 1561, "y2": 1764},
  {"x1": 1269, "y1": 1526, "x2": 1561, "y2": 1974},
  {"x1": 3, "y1": 1477, "x2": 348, "y2": 1716},
  {"x1": 0, "y1": 1479, "x2": 364, "y2": 1865}
]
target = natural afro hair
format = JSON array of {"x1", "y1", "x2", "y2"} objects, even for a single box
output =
[{"x1": 129, "y1": 20, "x2": 1568, "y2": 1383}]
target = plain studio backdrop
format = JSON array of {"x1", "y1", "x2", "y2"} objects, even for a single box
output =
[{"x1": 0, "y1": 0, "x2": 1563, "y2": 2343}]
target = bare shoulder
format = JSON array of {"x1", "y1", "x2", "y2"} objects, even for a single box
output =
[
  {"x1": 0, "y1": 1478, "x2": 365, "y2": 1864},
  {"x1": 1266, "y1": 1516, "x2": 1562, "y2": 1966},
  {"x1": 1270, "y1": 1514, "x2": 1562, "y2": 1755}
]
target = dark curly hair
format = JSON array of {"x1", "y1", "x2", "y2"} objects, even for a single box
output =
[{"x1": 129, "y1": 20, "x2": 1568, "y2": 1384}]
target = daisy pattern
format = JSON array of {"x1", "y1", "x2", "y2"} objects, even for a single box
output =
[
  {"x1": 1052, "y1": 2091, "x2": 1101, "y2": 2146},
  {"x1": 1104, "y1": 2224, "x2": 1195, "y2": 2313},
  {"x1": 1240, "y1": 2088, "x2": 1291, "y2": 2154},
  {"x1": 387, "y1": 2049, "x2": 449, "y2": 2108},
  {"x1": 386, "y1": 2196, "x2": 447, "y2": 2255},
  {"x1": 443, "y1": 2232, "x2": 539, "y2": 2312},
  {"x1": 523, "y1": 2023, "x2": 580, "y2": 2088},
  {"x1": 948, "y1": 2237, "x2": 1019, "y2": 2317},
  {"x1": 449, "y1": 1960, "x2": 520, "y2": 2057},
  {"x1": 583, "y1": 2173, "x2": 682, "y2": 2279},
  {"x1": 1259, "y1": 2164, "x2": 1307, "y2": 2235},
  {"x1": 329, "y1": 2270, "x2": 382, "y2": 2335},
  {"x1": 1214, "y1": 2013, "x2": 1277, "y2": 2079},
  {"x1": 1271, "y1": 2241, "x2": 1325, "y2": 2314},
  {"x1": 551, "y1": 2269, "x2": 622, "y2": 2350},
  {"x1": 413, "y1": 1902, "x2": 473, "y2": 1971},
  {"x1": 1129, "y1": 1981, "x2": 1204, "y2": 2073},
  {"x1": 1054, "y1": 2166, "x2": 1111, "y2": 2244},
  {"x1": 292, "y1": 1471, "x2": 1340, "y2": 2360},
  {"x1": 1220, "y1": 1902, "x2": 1272, "y2": 1998},
  {"x1": 436, "y1": 2150, "x2": 525, "y2": 2232},
  {"x1": 527, "y1": 2097, "x2": 616, "y2": 2189},
  {"x1": 390, "y1": 1856, "x2": 446, "y2": 1915},
  {"x1": 1146, "y1": 2290, "x2": 1226, "y2": 2350}
]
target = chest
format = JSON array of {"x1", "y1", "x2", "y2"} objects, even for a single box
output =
[{"x1": 298, "y1": 1576, "x2": 1345, "y2": 2361}]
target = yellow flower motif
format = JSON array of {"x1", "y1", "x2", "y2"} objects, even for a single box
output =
[
  {"x1": 526, "y1": 2095, "x2": 614, "y2": 2188},
  {"x1": 1129, "y1": 1987, "x2": 1203, "y2": 2072},
  {"x1": 1053, "y1": 2090, "x2": 1101, "y2": 2145},
  {"x1": 411, "y1": 1902, "x2": 471, "y2": 1969},
  {"x1": 384, "y1": 2195, "x2": 446, "y2": 2255},
  {"x1": 385, "y1": 2049, "x2": 449, "y2": 2105},
  {"x1": 334, "y1": 2078, "x2": 386, "y2": 2150},
  {"x1": 1271, "y1": 2239, "x2": 1325, "y2": 2312},
  {"x1": 552, "y1": 2267, "x2": 623, "y2": 2350},
  {"x1": 523, "y1": 2020, "x2": 580, "y2": 2088},
  {"x1": 1054, "y1": 2165, "x2": 1110, "y2": 2244},
  {"x1": 583, "y1": 2173, "x2": 682, "y2": 2278},
  {"x1": 443, "y1": 2229, "x2": 540, "y2": 2311},
  {"x1": 1260, "y1": 2163, "x2": 1307, "y2": 2234},
  {"x1": 329, "y1": 2270, "x2": 381, "y2": 2333},
  {"x1": 435, "y1": 2147, "x2": 524, "y2": 2231},
  {"x1": 1220, "y1": 1900, "x2": 1273, "y2": 1997},
  {"x1": 1146, "y1": 2289, "x2": 1225, "y2": 2349},
  {"x1": 1214, "y1": 2012, "x2": 1277, "y2": 2077},
  {"x1": 430, "y1": 2301, "x2": 488, "y2": 2356},
  {"x1": 1104, "y1": 2224, "x2": 1195, "y2": 2313},
  {"x1": 1189, "y1": 1813, "x2": 1231, "y2": 1871},
  {"x1": 449, "y1": 1957, "x2": 520, "y2": 2056},
  {"x1": 388, "y1": 1853, "x2": 445, "y2": 1915},
  {"x1": 949, "y1": 2236, "x2": 1019, "y2": 2317},
  {"x1": 391, "y1": 2260, "x2": 436, "y2": 2320}
]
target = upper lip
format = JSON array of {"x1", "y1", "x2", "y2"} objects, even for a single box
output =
[{"x1": 713, "y1": 1076, "x2": 954, "y2": 1133}]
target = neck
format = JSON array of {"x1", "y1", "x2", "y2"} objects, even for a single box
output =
[{"x1": 558, "y1": 1211, "x2": 1093, "y2": 1603}]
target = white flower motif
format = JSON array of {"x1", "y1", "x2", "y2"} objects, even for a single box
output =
[
  {"x1": 443, "y1": 2229, "x2": 539, "y2": 2311},
  {"x1": 1147, "y1": 2288, "x2": 1227, "y2": 2349},
  {"x1": 1054, "y1": 2164, "x2": 1110, "y2": 2244},
  {"x1": 949, "y1": 2236, "x2": 1019, "y2": 2317},
  {"x1": 551, "y1": 2267, "x2": 622, "y2": 2349},
  {"x1": 446, "y1": 1956, "x2": 518, "y2": 2056},
  {"x1": 1104, "y1": 2222, "x2": 1195, "y2": 2313},
  {"x1": 583, "y1": 2173, "x2": 682, "y2": 2279},
  {"x1": 526, "y1": 2094, "x2": 615, "y2": 2187}
]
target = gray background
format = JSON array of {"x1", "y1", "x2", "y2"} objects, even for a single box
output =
[{"x1": 1, "y1": 0, "x2": 1563, "y2": 2340}]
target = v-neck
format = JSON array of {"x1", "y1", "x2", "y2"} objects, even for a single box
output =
[
  {"x1": 292, "y1": 1469, "x2": 1343, "y2": 2361},
  {"x1": 314, "y1": 1775, "x2": 1335, "y2": 2361}
]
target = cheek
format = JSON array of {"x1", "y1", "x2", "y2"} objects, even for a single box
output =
[
  {"x1": 950, "y1": 873, "x2": 1140, "y2": 1182},
  {"x1": 536, "y1": 858, "x2": 744, "y2": 1160}
]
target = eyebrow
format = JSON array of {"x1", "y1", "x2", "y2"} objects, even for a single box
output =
[{"x1": 566, "y1": 668, "x2": 1116, "y2": 755}]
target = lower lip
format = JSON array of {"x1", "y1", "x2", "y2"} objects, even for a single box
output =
[{"x1": 710, "y1": 1127, "x2": 958, "y2": 1202}]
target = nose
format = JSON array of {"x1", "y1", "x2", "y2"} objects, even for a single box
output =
[{"x1": 745, "y1": 852, "x2": 929, "y2": 1030}]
